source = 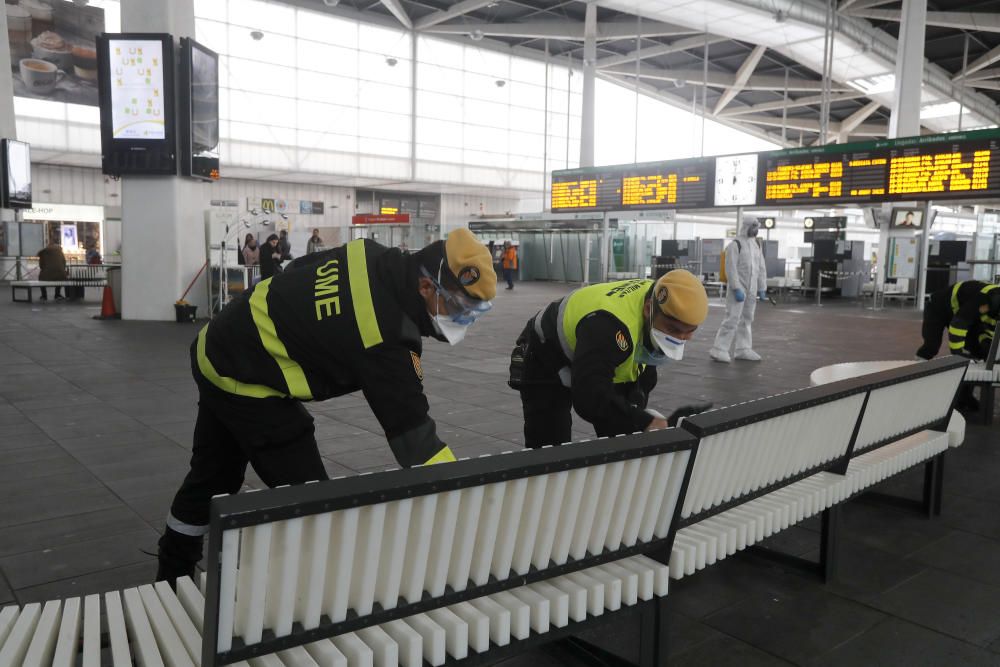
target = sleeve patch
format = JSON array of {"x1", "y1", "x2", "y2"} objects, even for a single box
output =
[
  {"x1": 615, "y1": 330, "x2": 630, "y2": 352},
  {"x1": 410, "y1": 351, "x2": 423, "y2": 380}
]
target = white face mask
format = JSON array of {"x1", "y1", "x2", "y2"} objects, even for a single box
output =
[
  {"x1": 647, "y1": 299, "x2": 686, "y2": 361},
  {"x1": 432, "y1": 315, "x2": 469, "y2": 345}
]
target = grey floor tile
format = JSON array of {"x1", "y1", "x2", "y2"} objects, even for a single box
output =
[
  {"x1": 0, "y1": 506, "x2": 149, "y2": 559},
  {"x1": 910, "y1": 530, "x2": 1000, "y2": 588},
  {"x1": 15, "y1": 561, "x2": 159, "y2": 605},
  {"x1": 670, "y1": 633, "x2": 796, "y2": 666},
  {"x1": 0, "y1": 486, "x2": 124, "y2": 529},
  {"x1": 806, "y1": 617, "x2": 999, "y2": 667},
  {"x1": 703, "y1": 587, "x2": 885, "y2": 664},
  {"x1": 868, "y1": 569, "x2": 1000, "y2": 646}
]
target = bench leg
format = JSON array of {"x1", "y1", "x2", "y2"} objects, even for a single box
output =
[
  {"x1": 819, "y1": 505, "x2": 841, "y2": 584},
  {"x1": 638, "y1": 596, "x2": 669, "y2": 667},
  {"x1": 983, "y1": 385, "x2": 995, "y2": 426},
  {"x1": 921, "y1": 453, "x2": 945, "y2": 517}
]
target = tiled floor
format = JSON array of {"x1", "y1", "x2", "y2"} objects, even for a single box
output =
[{"x1": 0, "y1": 281, "x2": 997, "y2": 665}]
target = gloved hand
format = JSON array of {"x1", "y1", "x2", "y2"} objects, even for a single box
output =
[
  {"x1": 667, "y1": 403, "x2": 713, "y2": 427},
  {"x1": 758, "y1": 290, "x2": 768, "y2": 301},
  {"x1": 734, "y1": 289, "x2": 745, "y2": 302}
]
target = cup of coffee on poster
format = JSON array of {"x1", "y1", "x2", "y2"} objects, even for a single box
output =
[
  {"x1": 31, "y1": 30, "x2": 73, "y2": 70},
  {"x1": 20, "y1": 57, "x2": 64, "y2": 94}
]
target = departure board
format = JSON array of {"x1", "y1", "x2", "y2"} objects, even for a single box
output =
[
  {"x1": 759, "y1": 129, "x2": 1000, "y2": 206},
  {"x1": 551, "y1": 158, "x2": 715, "y2": 212},
  {"x1": 551, "y1": 129, "x2": 1000, "y2": 212}
]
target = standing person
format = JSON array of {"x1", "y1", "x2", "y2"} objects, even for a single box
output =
[
  {"x1": 509, "y1": 270, "x2": 710, "y2": 448},
  {"x1": 306, "y1": 228, "x2": 325, "y2": 255},
  {"x1": 502, "y1": 241, "x2": 518, "y2": 290},
  {"x1": 710, "y1": 217, "x2": 768, "y2": 363},
  {"x1": 278, "y1": 229, "x2": 293, "y2": 262},
  {"x1": 155, "y1": 229, "x2": 496, "y2": 583},
  {"x1": 37, "y1": 242, "x2": 67, "y2": 301},
  {"x1": 259, "y1": 234, "x2": 282, "y2": 280},
  {"x1": 917, "y1": 280, "x2": 1000, "y2": 412},
  {"x1": 241, "y1": 233, "x2": 259, "y2": 267}
]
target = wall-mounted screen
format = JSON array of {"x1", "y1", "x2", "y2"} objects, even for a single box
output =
[
  {"x1": 180, "y1": 37, "x2": 220, "y2": 181},
  {"x1": 2, "y1": 139, "x2": 32, "y2": 209},
  {"x1": 890, "y1": 207, "x2": 924, "y2": 229},
  {"x1": 97, "y1": 33, "x2": 176, "y2": 175}
]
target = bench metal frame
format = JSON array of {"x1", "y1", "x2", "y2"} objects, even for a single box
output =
[{"x1": 202, "y1": 429, "x2": 699, "y2": 667}]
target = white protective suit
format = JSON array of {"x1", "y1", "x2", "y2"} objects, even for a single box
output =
[{"x1": 710, "y1": 218, "x2": 768, "y2": 362}]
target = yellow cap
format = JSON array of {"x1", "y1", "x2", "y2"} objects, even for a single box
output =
[
  {"x1": 445, "y1": 228, "x2": 497, "y2": 301},
  {"x1": 653, "y1": 270, "x2": 708, "y2": 326}
]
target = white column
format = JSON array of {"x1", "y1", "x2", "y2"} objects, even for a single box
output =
[
  {"x1": 579, "y1": 2, "x2": 596, "y2": 168},
  {"x1": 119, "y1": 0, "x2": 209, "y2": 320},
  {"x1": 881, "y1": 0, "x2": 927, "y2": 309}
]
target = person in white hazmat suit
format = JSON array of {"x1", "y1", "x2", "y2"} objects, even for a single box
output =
[{"x1": 710, "y1": 217, "x2": 768, "y2": 362}]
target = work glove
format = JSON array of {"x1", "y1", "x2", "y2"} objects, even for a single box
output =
[
  {"x1": 666, "y1": 403, "x2": 713, "y2": 427},
  {"x1": 734, "y1": 289, "x2": 745, "y2": 302},
  {"x1": 758, "y1": 290, "x2": 768, "y2": 301}
]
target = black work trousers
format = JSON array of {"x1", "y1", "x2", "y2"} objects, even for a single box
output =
[
  {"x1": 916, "y1": 290, "x2": 952, "y2": 360},
  {"x1": 158, "y1": 371, "x2": 328, "y2": 581}
]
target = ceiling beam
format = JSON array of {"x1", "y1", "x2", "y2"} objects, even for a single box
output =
[
  {"x1": 953, "y1": 44, "x2": 1000, "y2": 81},
  {"x1": 719, "y1": 91, "x2": 869, "y2": 116},
  {"x1": 379, "y1": 0, "x2": 412, "y2": 29},
  {"x1": 420, "y1": 20, "x2": 699, "y2": 41},
  {"x1": 596, "y1": 34, "x2": 728, "y2": 69},
  {"x1": 713, "y1": 45, "x2": 767, "y2": 115},
  {"x1": 739, "y1": 113, "x2": 887, "y2": 137},
  {"x1": 965, "y1": 67, "x2": 1000, "y2": 82},
  {"x1": 838, "y1": 0, "x2": 895, "y2": 12},
  {"x1": 844, "y1": 9, "x2": 1000, "y2": 33},
  {"x1": 969, "y1": 80, "x2": 1000, "y2": 91},
  {"x1": 604, "y1": 64, "x2": 850, "y2": 92},
  {"x1": 414, "y1": 0, "x2": 496, "y2": 30}
]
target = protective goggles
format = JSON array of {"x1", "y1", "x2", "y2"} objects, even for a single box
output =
[{"x1": 422, "y1": 262, "x2": 493, "y2": 325}]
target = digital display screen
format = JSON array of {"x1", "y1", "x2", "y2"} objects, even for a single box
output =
[
  {"x1": 759, "y1": 132, "x2": 1000, "y2": 205},
  {"x1": 108, "y1": 38, "x2": 167, "y2": 140},
  {"x1": 2, "y1": 139, "x2": 31, "y2": 209},
  {"x1": 890, "y1": 207, "x2": 924, "y2": 229},
  {"x1": 551, "y1": 129, "x2": 1000, "y2": 212},
  {"x1": 181, "y1": 37, "x2": 220, "y2": 181},
  {"x1": 551, "y1": 158, "x2": 715, "y2": 212}
]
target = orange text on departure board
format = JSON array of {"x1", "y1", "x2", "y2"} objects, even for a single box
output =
[
  {"x1": 551, "y1": 179, "x2": 598, "y2": 209},
  {"x1": 765, "y1": 181, "x2": 843, "y2": 200},
  {"x1": 621, "y1": 174, "x2": 677, "y2": 206},
  {"x1": 888, "y1": 151, "x2": 991, "y2": 194},
  {"x1": 764, "y1": 161, "x2": 844, "y2": 200},
  {"x1": 766, "y1": 161, "x2": 843, "y2": 182}
]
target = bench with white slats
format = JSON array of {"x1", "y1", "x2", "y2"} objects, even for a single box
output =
[
  {"x1": 0, "y1": 554, "x2": 669, "y2": 667},
  {"x1": 962, "y1": 319, "x2": 1000, "y2": 424},
  {"x1": 670, "y1": 355, "x2": 967, "y2": 581},
  {"x1": 197, "y1": 427, "x2": 697, "y2": 666}
]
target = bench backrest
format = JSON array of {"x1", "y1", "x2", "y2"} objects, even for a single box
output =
[
  {"x1": 986, "y1": 318, "x2": 1000, "y2": 370},
  {"x1": 202, "y1": 429, "x2": 698, "y2": 666},
  {"x1": 676, "y1": 356, "x2": 966, "y2": 527}
]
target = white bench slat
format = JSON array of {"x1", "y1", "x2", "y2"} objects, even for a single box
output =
[
  {"x1": 425, "y1": 491, "x2": 461, "y2": 597},
  {"x1": 330, "y1": 633, "x2": 373, "y2": 667},
  {"x1": 376, "y1": 499, "x2": 413, "y2": 610},
  {"x1": 269, "y1": 516, "x2": 305, "y2": 637},
  {"x1": 488, "y1": 591, "x2": 530, "y2": 640},
  {"x1": 469, "y1": 481, "x2": 507, "y2": 586},
  {"x1": 569, "y1": 464, "x2": 606, "y2": 561},
  {"x1": 605, "y1": 459, "x2": 643, "y2": 552},
  {"x1": 587, "y1": 461, "x2": 626, "y2": 556},
  {"x1": 304, "y1": 638, "x2": 349, "y2": 667},
  {"x1": 355, "y1": 625, "x2": 398, "y2": 667},
  {"x1": 468, "y1": 597, "x2": 511, "y2": 647},
  {"x1": 549, "y1": 468, "x2": 588, "y2": 565},
  {"x1": 236, "y1": 524, "x2": 273, "y2": 645},
  {"x1": 507, "y1": 586, "x2": 550, "y2": 635},
  {"x1": 381, "y1": 619, "x2": 423, "y2": 667},
  {"x1": 82, "y1": 594, "x2": 101, "y2": 667},
  {"x1": 401, "y1": 496, "x2": 436, "y2": 604},
  {"x1": 217, "y1": 528, "x2": 240, "y2": 651},
  {"x1": 511, "y1": 476, "x2": 549, "y2": 575},
  {"x1": 0, "y1": 602, "x2": 38, "y2": 666},
  {"x1": 652, "y1": 451, "x2": 690, "y2": 540},
  {"x1": 549, "y1": 577, "x2": 588, "y2": 623},
  {"x1": 491, "y1": 478, "x2": 528, "y2": 580},
  {"x1": 23, "y1": 599, "x2": 60, "y2": 667},
  {"x1": 277, "y1": 645, "x2": 319, "y2": 667},
  {"x1": 138, "y1": 584, "x2": 194, "y2": 667},
  {"x1": 122, "y1": 587, "x2": 165, "y2": 667},
  {"x1": 155, "y1": 581, "x2": 202, "y2": 664},
  {"x1": 325, "y1": 508, "x2": 359, "y2": 622},
  {"x1": 298, "y1": 513, "x2": 332, "y2": 629},
  {"x1": 448, "y1": 601, "x2": 490, "y2": 654},
  {"x1": 527, "y1": 581, "x2": 569, "y2": 628},
  {"x1": 404, "y1": 613, "x2": 446, "y2": 666},
  {"x1": 51, "y1": 597, "x2": 81, "y2": 667},
  {"x1": 565, "y1": 570, "x2": 606, "y2": 617},
  {"x1": 350, "y1": 503, "x2": 387, "y2": 616},
  {"x1": 449, "y1": 485, "x2": 485, "y2": 593},
  {"x1": 531, "y1": 470, "x2": 568, "y2": 570},
  {"x1": 622, "y1": 454, "x2": 660, "y2": 547}
]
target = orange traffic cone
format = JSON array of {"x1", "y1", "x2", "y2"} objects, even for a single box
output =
[{"x1": 94, "y1": 285, "x2": 120, "y2": 320}]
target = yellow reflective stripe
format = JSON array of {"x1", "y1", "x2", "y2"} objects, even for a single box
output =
[
  {"x1": 249, "y1": 279, "x2": 313, "y2": 400},
  {"x1": 980, "y1": 333, "x2": 993, "y2": 343},
  {"x1": 983, "y1": 315, "x2": 997, "y2": 327},
  {"x1": 949, "y1": 340, "x2": 966, "y2": 350},
  {"x1": 196, "y1": 326, "x2": 287, "y2": 399},
  {"x1": 423, "y1": 446, "x2": 457, "y2": 465},
  {"x1": 982, "y1": 284, "x2": 999, "y2": 295},
  {"x1": 347, "y1": 240, "x2": 383, "y2": 349},
  {"x1": 951, "y1": 282, "x2": 963, "y2": 313},
  {"x1": 949, "y1": 326, "x2": 969, "y2": 337}
]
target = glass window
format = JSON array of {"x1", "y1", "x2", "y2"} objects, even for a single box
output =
[
  {"x1": 360, "y1": 137, "x2": 410, "y2": 158},
  {"x1": 418, "y1": 118, "x2": 463, "y2": 148},
  {"x1": 195, "y1": 19, "x2": 229, "y2": 54},
  {"x1": 233, "y1": 0, "x2": 296, "y2": 35},
  {"x1": 227, "y1": 89, "x2": 294, "y2": 126},
  {"x1": 298, "y1": 129, "x2": 359, "y2": 154},
  {"x1": 360, "y1": 110, "x2": 410, "y2": 142},
  {"x1": 463, "y1": 98, "x2": 508, "y2": 127},
  {"x1": 418, "y1": 63, "x2": 464, "y2": 96},
  {"x1": 507, "y1": 106, "x2": 545, "y2": 134},
  {"x1": 359, "y1": 23, "x2": 411, "y2": 59},
  {"x1": 417, "y1": 144, "x2": 462, "y2": 163},
  {"x1": 417, "y1": 37, "x2": 463, "y2": 68},
  {"x1": 510, "y1": 57, "x2": 546, "y2": 85},
  {"x1": 194, "y1": 0, "x2": 228, "y2": 22},
  {"x1": 296, "y1": 11, "x2": 357, "y2": 48},
  {"x1": 228, "y1": 25, "x2": 296, "y2": 67},
  {"x1": 296, "y1": 70, "x2": 358, "y2": 104},
  {"x1": 226, "y1": 60, "x2": 295, "y2": 93},
  {"x1": 416, "y1": 91, "x2": 462, "y2": 122},
  {"x1": 296, "y1": 39, "x2": 358, "y2": 77},
  {"x1": 358, "y1": 52, "x2": 410, "y2": 87},
  {"x1": 297, "y1": 100, "x2": 358, "y2": 135},
  {"x1": 464, "y1": 125, "x2": 507, "y2": 152}
]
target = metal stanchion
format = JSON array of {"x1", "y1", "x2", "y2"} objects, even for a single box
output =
[{"x1": 817, "y1": 271, "x2": 824, "y2": 307}]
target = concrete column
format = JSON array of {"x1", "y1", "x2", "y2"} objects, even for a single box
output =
[
  {"x1": 579, "y1": 2, "x2": 596, "y2": 168},
  {"x1": 880, "y1": 0, "x2": 927, "y2": 309},
  {"x1": 119, "y1": 0, "x2": 209, "y2": 320}
]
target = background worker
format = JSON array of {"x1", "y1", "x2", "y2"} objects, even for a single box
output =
[
  {"x1": 917, "y1": 280, "x2": 1000, "y2": 412},
  {"x1": 37, "y1": 241, "x2": 68, "y2": 301},
  {"x1": 711, "y1": 216, "x2": 768, "y2": 363},
  {"x1": 509, "y1": 270, "x2": 710, "y2": 448},
  {"x1": 157, "y1": 229, "x2": 496, "y2": 583},
  {"x1": 502, "y1": 240, "x2": 518, "y2": 290}
]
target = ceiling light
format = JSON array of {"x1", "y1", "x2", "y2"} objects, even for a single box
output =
[
  {"x1": 385, "y1": 56, "x2": 398, "y2": 67},
  {"x1": 322, "y1": 0, "x2": 340, "y2": 5},
  {"x1": 495, "y1": 79, "x2": 506, "y2": 87},
  {"x1": 470, "y1": 29, "x2": 484, "y2": 41},
  {"x1": 250, "y1": 30, "x2": 264, "y2": 41},
  {"x1": 920, "y1": 101, "x2": 962, "y2": 119},
  {"x1": 847, "y1": 74, "x2": 895, "y2": 95}
]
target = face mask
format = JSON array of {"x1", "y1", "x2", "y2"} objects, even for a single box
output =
[
  {"x1": 746, "y1": 224, "x2": 759, "y2": 237},
  {"x1": 432, "y1": 315, "x2": 470, "y2": 345},
  {"x1": 651, "y1": 328, "x2": 685, "y2": 360}
]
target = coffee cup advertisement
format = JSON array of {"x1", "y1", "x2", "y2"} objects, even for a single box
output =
[{"x1": 7, "y1": 0, "x2": 104, "y2": 105}]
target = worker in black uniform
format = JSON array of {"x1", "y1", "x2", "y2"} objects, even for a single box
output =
[
  {"x1": 509, "y1": 269, "x2": 710, "y2": 448},
  {"x1": 917, "y1": 280, "x2": 1000, "y2": 412},
  {"x1": 156, "y1": 228, "x2": 497, "y2": 582}
]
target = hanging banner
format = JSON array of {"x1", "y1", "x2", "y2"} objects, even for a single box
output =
[{"x1": 352, "y1": 214, "x2": 410, "y2": 225}]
